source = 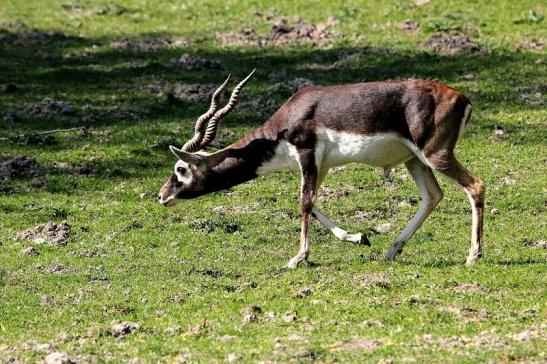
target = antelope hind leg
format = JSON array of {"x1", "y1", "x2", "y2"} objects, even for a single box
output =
[{"x1": 312, "y1": 207, "x2": 370, "y2": 245}]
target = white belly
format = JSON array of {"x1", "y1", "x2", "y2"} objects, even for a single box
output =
[
  {"x1": 256, "y1": 129, "x2": 416, "y2": 176},
  {"x1": 317, "y1": 129, "x2": 415, "y2": 168}
]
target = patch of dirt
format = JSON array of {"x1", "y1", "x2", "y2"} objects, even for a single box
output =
[
  {"x1": 439, "y1": 305, "x2": 490, "y2": 323},
  {"x1": 295, "y1": 287, "x2": 312, "y2": 298},
  {"x1": 217, "y1": 28, "x2": 260, "y2": 47},
  {"x1": 43, "y1": 351, "x2": 75, "y2": 364},
  {"x1": 103, "y1": 106, "x2": 147, "y2": 122},
  {"x1": 523, "y1": 239, "x2": 547, "y2": 249},
  {"x1": 170, "y1": 53, "x2": 223, "y2": 70},
  {"x1": 451, "y1": 283, "x2": 490, "y2": 294},
  {"x1": 217, "y1": 17, "x2": 339, "y2": 48},
  {"x1": 241, "y1": 305, "x2": 262, "y2": 322},
  {"x1": 509, "y1": 324, "x2": 546, "y2": 342},
  {"x1": 317, "y1": 184, "x2": 351, "y2": 200},
  {"x1": 170, "y1": 83, "x2": 218, "y2": 103},
  {"x1": 420, "y1": 330, "x2": 506, "y2": 350},
  {"x1": 520, "y1": 91, "x2": 544, "y2": 106},
  {"x1": 23, "y1": 98, "x2": 75, "y2": 118},
  {"x1": 35, "y1": 264, "x2": 72, "y2": 275},
  {"x1": 195, "y1": 268, "x2": 222, "y2": 278},
  {"x1": 16, "y1": 221, "x2": 71, "y2": 246},
  {"x1": 0, "y1": 155, "x2": 42, "y2": 182},
  {"x1": 282, "y1": 310, "x2": 298, "y2": 323},
  {"x1": 22, "y1": 246, "x2": 39, "y2": 255},
  {"x1": 212, "y1": 203, "x2": 259, "y2": 214},
  {"x1": 372, "y1": 223, "x2": 392, "y2": 234},
  {"x1": 268, "y1": 78, "x2": 315, "y2": 96},
  {"x1": 397, "y1": 20, "x2": 420, "y2": 33},
  {"x1": 0, "y1": 28, "x2": 77, "y2": 46},
  {"x1": 331, "y1": 46, "x2": 392, "y2": 69},
  {"x1": 110, "y1": 36, "x2": 185, "y2": 53},
  {"x1": 238, "y1": 98, "x2": 279, "y2": 118},
  {"x1": 29, "y1": 177, "x2": 47, "y2": 189},
  {"x1": 110, "y1": 321, "x2": 139, "y2": 337},
  {"x1": 361, "y1": 273, "x2": 391, "y2": 289},
  {"x1": 518, "y1": 38, "x2": 545, "y2": 51},
  {"x1": 335, "y1": 338, "x2": 383, "y2": 352},
  {"x1": 51, "y1": 161, "x2": 96, "y2": 177},
  {"x1": 422, "y1": 31, "x2": 483, "y2": 55}
]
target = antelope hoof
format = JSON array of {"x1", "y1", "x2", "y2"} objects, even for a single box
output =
[
  {"x1": 466, "y1": 251, "x2": 483, "y2": 266},
  {"x1": 360, "y1": 234, "x2": 371, "y2": 246},
  {"x1": 385, "y1": 246, "x2": 402, "y2": 261},
  {"x1": 286, "y1": 254, "x2": 307, "y2": 269}
]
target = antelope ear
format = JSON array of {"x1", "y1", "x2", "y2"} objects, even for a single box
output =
[
  {"x1": 169, "y1": 145, "x2": 204, "y2": 166},
  {"x1": 203, "y1": 149, "x2": 232, "y2": 168}
]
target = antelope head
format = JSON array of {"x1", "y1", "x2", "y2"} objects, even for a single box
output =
[{"x1": 158, "y1": 70, "x2": 255, "y2": 206}]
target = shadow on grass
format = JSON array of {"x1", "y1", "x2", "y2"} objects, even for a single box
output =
[
  {"x1": 1, "y1": 28, "x2": 544, "y2": 195},
  {"x1": 1, "y1": 29, "x2": 544, "y2": 132}
]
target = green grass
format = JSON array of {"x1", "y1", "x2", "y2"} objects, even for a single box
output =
[{"x1": 0, "y1": 0, "x2": 546, "y2": 362}]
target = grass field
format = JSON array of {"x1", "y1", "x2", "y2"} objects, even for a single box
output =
[{"x1": 0, "y1": 0, "x2": 546, "y2": 362}]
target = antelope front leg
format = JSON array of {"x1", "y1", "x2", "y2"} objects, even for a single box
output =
[{"x1": 287, "y1": 151, "x2": 317, "y2": 269}]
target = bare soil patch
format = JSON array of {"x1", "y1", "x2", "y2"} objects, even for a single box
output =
[
  {"x1": 268, "y1": 78, "x2": 314, "y2": 96},
  {"x1": 451, "y1": 283, "x2": 490, "y2": 294},
  {"x1": 16, "y1": 221, "x2": 71, "y2": 246},
  {"x1": 171, "y1": 83, "x2": 218, "y2": 103},
  {"x1": 0, "y1": 28, "x2": 78, "y2": 46},
  {"x1": 397, "y1": 20, "x2": 420, "y2": 33},
  {"x1": 509, "y1": 323, "x2": 546, "y2": 342},
  {"x1": 24, "y1": 98, "x2": 75, "y2": 118},
  {"x1": 170, "y1": 53, "x2": 223, "y2": 70},
  {"x1": 439, "y1": 305, "x2": 490, "y2": 323},
  {"x1": 523, "y1": 240, "x2": 547, "y2": 249},
  {"x1": 111, "y1": 36, "x2": 187, "y2": 53},
  {"x1": 334, "y1": 338, "x2": 384, "y2": 352},
  {"x1": 361, "y1": 273, "x2": 391, "y2": 289},
  {"x1": 217, "y1": 17, "x2": 339, "y2": 48},
  {"x1": 109, "y1": 321, "x2": 139, "y2": 337},
  {"x1": 0, "y1": 155, "x2": 42, "y2": 182},
  {"x1": 518, "y1": 38, "x2": 545, "y2": 51},
  {"x1": 422, "y1": 31, "x2": 484, "y2": 55}
]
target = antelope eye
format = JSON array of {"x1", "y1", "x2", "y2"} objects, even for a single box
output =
[{"x1": 176, "y1": 166, "x2": 186, "y2": 174}]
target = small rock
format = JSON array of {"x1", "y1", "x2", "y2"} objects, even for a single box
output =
[
  {"x1": 23, "y1": 246, "x2": 39, "y2": 255},
  {"x1": 44, "y1": 352, "x2": 73, "y2": 364},
  {"x1": 110, "y1": 321, "x2": 139, "y2": 337},
  {"x1": 295, "y1": 287, "x2": 312, "y2": 298},
  {"x1": 282, "y1": 310, "x2": 297, "y2": 323},
  {"x1": 490, "y1": 208, "x2": 500, "y2": 215}
]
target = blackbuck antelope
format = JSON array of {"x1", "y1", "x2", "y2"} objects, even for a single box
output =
[{"x1": 158, "y1": 70, "x2": 485, "y2": 268}]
